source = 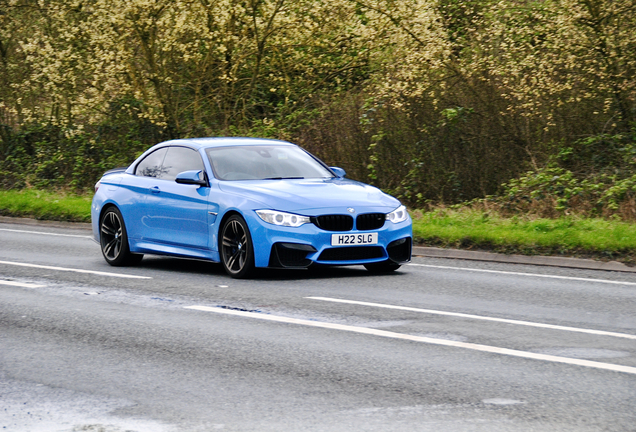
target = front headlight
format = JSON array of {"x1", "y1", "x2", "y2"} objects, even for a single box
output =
[
  {"x1": 256, "y1": 210, "x2": 311, "y2": 227},
  {"x1": 386, "y1": 205, "x2": 408, "y2": 223}
]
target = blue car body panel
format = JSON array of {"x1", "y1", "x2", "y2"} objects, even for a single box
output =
[{"x1": 92, "y1": 137, "x2": 412, "y2": 270}]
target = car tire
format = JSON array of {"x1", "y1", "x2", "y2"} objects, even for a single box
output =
[
  {"x1": 100, "y1": 206, "x2": 143, "y2": 266},
  {"x1": 220, "y1": 214, "x2": 256, "y2": 279},
  {"x1": 364, "y1": 260, "x2": 400, "y2": 273}
]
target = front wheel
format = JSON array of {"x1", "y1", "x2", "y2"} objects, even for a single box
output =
[
  {"x1": 364, "y1": 260, "x2": 400, "y2": 273},
  {"x1": 100, "y1": 207, "x2": 143, "y2": 266},
  {"x1": 220, "y1": 214, "x2": 255, "y2": 279}
]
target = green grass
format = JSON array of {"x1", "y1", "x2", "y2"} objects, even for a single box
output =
[
  {"x1": 0, "y1": 189, "x2": 92, "y2": 222},
  {"x1": 412, "y1": 208, "x2": 636, "y2": 263}
]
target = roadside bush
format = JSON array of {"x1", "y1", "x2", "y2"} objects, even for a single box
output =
[
  {"x1": 0, "y1": 98, "x2": 166, "y2": 192},
  {"x1": 479, "y1": 129, "x2": 636, "y2": 221},
  {"x1": 298, "y1": 86, "x2": 537, "y2": 208}
]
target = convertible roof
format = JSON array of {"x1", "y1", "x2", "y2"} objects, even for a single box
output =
[{"x1": 159, "y1": 137, "x2": 295, "y2": 150}]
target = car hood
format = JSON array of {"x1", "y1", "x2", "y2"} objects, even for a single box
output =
[{"x1": 217, "y1": 178, "x2": 400, "y2": 213}]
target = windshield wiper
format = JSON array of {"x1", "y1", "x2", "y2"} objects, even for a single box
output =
[{"x1": 263, "y1": 176, "x2": 305, "y2": 180}]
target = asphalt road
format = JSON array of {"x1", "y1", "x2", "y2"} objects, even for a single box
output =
[{"x1": 1, "y1": 221, "x2": 635, "y2": 432}]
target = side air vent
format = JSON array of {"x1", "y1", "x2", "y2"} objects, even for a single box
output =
[
  {"x1": 269, "y1": 243, "x2": 316, "y2": 268},
  {"x1": 387, "y1": 237, "x2": 412, "y2": 263}
]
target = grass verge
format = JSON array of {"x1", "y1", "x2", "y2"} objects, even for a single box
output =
[
  {"x1": 1, "y1": 189, "x2": 634, "y2": 263},
  {"x1": 412, "y1": 208, "x2": 636, "y2": 264},
  {"x1": 0, "y1": 189, "x2": 92, "y2": 222}
]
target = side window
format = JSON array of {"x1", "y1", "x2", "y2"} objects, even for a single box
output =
[
  {"x1": 161, "y1": 146, "x2": 205, "y2": 181},
  {"x1": 135, "y1": 148, "x2": 168, "y2": 178}
]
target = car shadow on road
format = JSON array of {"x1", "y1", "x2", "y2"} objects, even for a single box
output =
[
  {"x1": 138, "y1": 256, "x2": 225, "y2": 275},
  {"x1": 263, "y1": 264, "x2": 406, "y2": 281},
  {"x1": 137, "y1": 256, "x2": 406, "y2": 281}
]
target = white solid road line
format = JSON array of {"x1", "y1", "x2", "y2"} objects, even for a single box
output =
[
  {"x1": 408, "y1": 263, "x2": 636, "y2": 286},
  {"x1": 0, "y1": 280, "x2": 46, "y2": 288},
  {"x1": 307, "y1": 297, "x2": 636, "y2": 340},
  {"x1": 0, "y1": 260, "x2": 151, "y2": 279},
  {"x1": 0, "y1": 228, "x2": 92, "y2": 239},
  {"x1": 185, "y1": 305, "x2": 636, "y2": 375}
]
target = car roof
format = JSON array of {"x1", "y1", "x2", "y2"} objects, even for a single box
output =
[{"x1": 158, "y1": 137, "x2": 297, "y2": 150}]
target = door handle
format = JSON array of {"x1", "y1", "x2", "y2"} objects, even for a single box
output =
[{"x1": 150, "y1": 186, "x2": 161, "y2": 194}]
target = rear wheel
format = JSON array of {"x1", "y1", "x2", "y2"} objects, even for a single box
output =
[
  {"x1": 100, "y1": 207, "x2": 143, "y2": 266},
  {"x1": 364, "y1": 260, "x2": 400, "y2": 273},
  {"x1": 220, "y1": 214, "x2": 255, "y2": 279}
]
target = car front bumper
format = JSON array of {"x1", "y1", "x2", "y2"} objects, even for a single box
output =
[{"x1": 246, "y1": 213, "x2": 413, "y2": 268}]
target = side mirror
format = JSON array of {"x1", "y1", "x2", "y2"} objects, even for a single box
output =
[
  {"x1": 175, "y1": 170, "x2": 208, "y2": 186},
  {"x1": 330, "y1": 167, "x2": 346, "y2": 178}
]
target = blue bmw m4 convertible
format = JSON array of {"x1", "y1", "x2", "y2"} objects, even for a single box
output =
[{"x1": 92, "y1": 137, "x2": 412, "y2": 278}]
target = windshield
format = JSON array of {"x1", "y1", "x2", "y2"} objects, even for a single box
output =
[{"x1": 206, "y1": 145, "x2": 334, "y2": 181}]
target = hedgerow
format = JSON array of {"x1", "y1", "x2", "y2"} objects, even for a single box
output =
[{"x1": 1, "y1": 0, "x2": 634, "y2": 220}]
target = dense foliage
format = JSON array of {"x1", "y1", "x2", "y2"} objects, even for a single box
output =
[{"x1": 1, "y1": 0, "x2": 635, "y2": 218}]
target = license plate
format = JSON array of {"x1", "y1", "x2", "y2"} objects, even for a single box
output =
[{"x1": 331, "y1": 232, "x2": 378, "y2": 246}]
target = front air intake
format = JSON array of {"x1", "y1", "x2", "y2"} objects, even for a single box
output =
[
  {"x1": 269, "y1": 243, "x2": 316, "y2": 268},
  {"x1": 311, "y1": 214, "x2": 353, "y2": 231},
  {"x1": 387, "y1": 237, "x2": 412, "y2": 263},
  {"x1": 356, "y1": 213, "x2": 385, "y2": 230},
  {"x1": 318, "y1": 246, "x2": 384, "y2": 261}
]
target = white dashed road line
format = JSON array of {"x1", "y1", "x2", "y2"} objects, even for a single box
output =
[
  {"x1": 307, "y1": 297, "x2": 636, "y2": 340},
  {"x1": 0, "y1": 280, "x2": 46, "y2": 288},
  {"x1": 185, "y1": 305, "x2": 636, "y2": 375},
  {"x1": 408, "y1": 263, "x2": 636, "y2": 286},
  {"x1": 0, "y1": 260, "x2": 151, "y2": 279},
  {"x1": 0, "y1": 228, "x2": 92, "y2": 239}
]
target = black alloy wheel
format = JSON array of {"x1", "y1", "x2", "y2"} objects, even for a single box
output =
[
  {"x1": 100, "y1": 207, "x2": 143, "y2": 266},
  {"x1": 220, "y1": 214, "x2": 255, "y2": 278},
  {"x1": 364, "y1": 260, "x2": 401, "y2": 273}
]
